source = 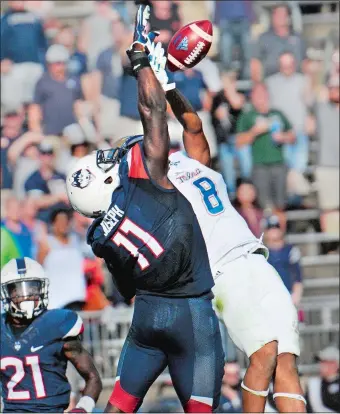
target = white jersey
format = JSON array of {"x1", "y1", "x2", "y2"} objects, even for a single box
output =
[{"x1": 168, "y1": 151, "x2": 258, "y2": 272}]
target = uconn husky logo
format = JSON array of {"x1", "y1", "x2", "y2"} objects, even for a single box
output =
[{"x1": 71, "y1": 169, "x2": 94, "y2": 189}]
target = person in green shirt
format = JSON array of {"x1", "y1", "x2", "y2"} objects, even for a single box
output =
[{"x1": 236, "y1": 83, "x2": 295, "y2": 228}]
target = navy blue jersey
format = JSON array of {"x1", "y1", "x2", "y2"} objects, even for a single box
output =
[
  {"x1": 0, "y1": 309, "x2": 83, "y2": 413},
  {"x1": 267, "y1": 244, "x2": 302, "y2": 293},
  {"x1": 87, "y1": 142, "x2": 214, "y2": 298}
]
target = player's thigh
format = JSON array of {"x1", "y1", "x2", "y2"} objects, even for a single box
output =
[
  {"x1": 213, "y1": 256, "x2": 280, "y2": 357},
  {"x1": 167, "y1": 294, "x2": 225, "y2": 411},
  {"x1": 245, "y1": 255, "x2": 300, "y2": 356},
  {"x1": 254, "y1": 257, "x2": 300, "y2": 356},
  {"x1": 113, "y1": 300, "x2": 168, "y2": 405}
]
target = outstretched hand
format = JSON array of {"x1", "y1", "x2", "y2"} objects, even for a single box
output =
[{"x1": 129, "y1": 5, "x2": 158, "y2": 53}]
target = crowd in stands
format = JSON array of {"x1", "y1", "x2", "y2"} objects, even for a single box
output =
[
  {"x1": 1, "y1": 1, "x2": 339, "y2": 412},
  {"x1": 1, "y1": 0, "x2": 339, "y2": 313}
]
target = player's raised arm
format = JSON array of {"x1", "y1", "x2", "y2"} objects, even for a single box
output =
[
  {"x1": 126, "y1": 6, "x2": 171, "y2": 187},
  {"x1": 166, "y1": 88, "x2": 211, "y2": 166},
  {"x1": 63, "y1": 338, "x2": 102, "y2": 413},
  {"x1": 148, "y1": 41, "x2": 211, "y2": 166}
]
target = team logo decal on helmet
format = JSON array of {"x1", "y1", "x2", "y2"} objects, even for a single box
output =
[{"x1": 71, "y1": 169, "x2": 95, "y2": 189}]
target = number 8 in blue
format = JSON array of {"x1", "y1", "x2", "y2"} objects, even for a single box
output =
[{"x1": 193, "y1": 177, "x2": 224, "y2": 215}]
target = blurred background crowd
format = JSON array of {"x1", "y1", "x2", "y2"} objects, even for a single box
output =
[{"x1": 0, "y1": 0, "x2": 339, "y2": 412}]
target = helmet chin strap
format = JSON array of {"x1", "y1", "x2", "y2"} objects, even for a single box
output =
[{"x1": 19, "y1": 301, "x2": 35, "y2": 319}]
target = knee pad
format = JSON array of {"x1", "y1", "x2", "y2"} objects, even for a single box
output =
[
  {"x1": 273, "y1": 392, "x2": 307, "y2": 405},
  {"x1": 241, "y1": 381, "x2": 269, "y2": 397}
]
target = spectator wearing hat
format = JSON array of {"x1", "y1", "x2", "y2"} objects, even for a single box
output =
[
  {"x1": 54, "y1": 25, "x2": 88, "y2": 80},
  {"x1": 251, "y1": 4, "x2": 307, "y2": 82},
  {"x1": 1, "y1": 0, "x2": 47, "y2": 109},
  {"x1": 58, "y1": 123, "x2": 95, "y2": 174},
  {"x1": 264, "y1": 215, "x2": 304, "y2": 309},
  {"x1": 28, "y1": 44, "x2": 84, "y2": 136},
  {"x1": 24, "y1": 141, "x2": 69, "y2": 223},
  {"x1": 305, "y1": 346, "x2": 339, "y2": 412}
]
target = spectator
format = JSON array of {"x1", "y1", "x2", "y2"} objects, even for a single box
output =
[
  {"x1": 150, "y1": 0, "x2": 182, "y2": 49},
  {"x1": 305, "y1": 346, "x2": 340, "y2": 412},
  {"x1": 264, "y1": 215, "x2": 304, "y2": 309},
  {"x1": 219, "y1": 361, "x2": 243, "y2": 413},
  {"x1": 28, "y1": 44, "x2": 84, "y2": 136},
  {"x1": 236, "y1": 83, "x2": 295, "y2": 228},
  {"x1": 95, "y1": 18, "x2": 125, "y2": 140},
  {"x1": 1, "y1": 105, "x2": 26, "y2": 193},
  {"x1": 24, "y1": 141, "x2": 68, "y2": 223},
  {"x1": 168, "y1": 68, "x2": 218, "y2": 158},
  {"x1": 211, "y1": 72, "x2": 249, "y2": 198},
  {"x1": 1, "y1": 0, "x2": 47, "y2": 110},
  {"x1": 266, "y1": 52, "x2": 315, "y2": 173},
  {"x1": 1, "y1": 197, "x2": 35, "y2": 268},
  {"x1": 6, "y1": 131, "x2": 42, "y2": 199},
  {"x1": 21, "y1": 197, "x2": 47, "y2": 259},
  {"x1": 234, "y1": 179, "x2": 264, "y2": 238},
  {"x1": 314, "y1": 76, "x2": 339, "y2": 235},
  {"x1": 56, "y1": 123, "x2": 95, "y2": 175},
  {"x1": 37, "y1": 208, "x2": 87, "y2": 310},
  {"x1": 54, "y1": 25, "x2": 88, "y2": 79},
  {"x1": 214, "y1": 0, "x2": 253, "y2": 79},
  {"x1": 251, "y1": 4, "x2": 307, "y2": 82},
  {"x1": 78, "y1": 0, "x2": 119, "y2": 71}
]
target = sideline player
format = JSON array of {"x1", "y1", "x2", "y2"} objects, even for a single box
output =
[
  {"x1": 66, "y1": 6, "x2": 224, "y2": 414},
  {"x1": 0, "y1": 257, "x2": 102, "y2": 413},
  {"x1": 147, "y1": 40, "x2": 307, "y2": 413}
]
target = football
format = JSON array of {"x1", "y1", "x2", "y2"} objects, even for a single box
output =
[{"x1": 167, "y1": 20, "x2": 213, "y2": 72}]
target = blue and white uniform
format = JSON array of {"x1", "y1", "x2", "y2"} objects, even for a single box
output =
[
  {"x1": 1, "y1": 309, "x2": 83, "y2": 413},
  {"x1": 167, "y1": 151, "x2": 300, "y2": 358}
]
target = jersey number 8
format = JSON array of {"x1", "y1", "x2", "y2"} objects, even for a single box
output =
[{"x1": 193, "y1": 177, "x2": 224, "y2": 215}]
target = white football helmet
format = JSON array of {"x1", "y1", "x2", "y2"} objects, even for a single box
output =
[
  {"x1": 1, "y1": 258, "x2": 49, "y2": 319},
  {"x1": 66, "y1": 135, "x2": 143, "y2": 218}
]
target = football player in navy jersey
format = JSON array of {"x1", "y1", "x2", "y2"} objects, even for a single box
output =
[
  {"x1": 66, "y1": 5, "x2": 224, "y2": 414},
  {"x1": 0, "y1": 257, "x2": 102, "y2": 413}
]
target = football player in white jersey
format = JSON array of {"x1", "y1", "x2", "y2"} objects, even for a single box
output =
[{"x1": 148, "y1": 41, "x2": 307, "y2": 413}]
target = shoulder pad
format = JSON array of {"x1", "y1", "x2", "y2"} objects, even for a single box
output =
[{"x1": 46, "y1": 309, "x2": 84, "y2": 340}]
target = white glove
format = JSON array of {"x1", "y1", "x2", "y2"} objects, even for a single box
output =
[{"x1": 148, "y1": 41, "x2": 176, "y2": 92}]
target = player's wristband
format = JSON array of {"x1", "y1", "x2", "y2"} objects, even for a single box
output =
[
  {"x1": 126, "y1": 49, "x2": 150, "y2": 76},
  {"x1": 76, "y1": 396, "x2": 95, "y2": 412}
]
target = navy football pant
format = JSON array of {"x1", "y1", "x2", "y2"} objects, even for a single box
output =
[{"x1": 109, "y1": 293, "x2": 225, "y2": 413}]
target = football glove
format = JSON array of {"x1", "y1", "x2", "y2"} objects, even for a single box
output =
[
  {"x1": 148, "y1": 41, "x2": 176, "y2": 91},
  {"x1": 128, "y1": 5, "x2": 156, "y2": 53}
]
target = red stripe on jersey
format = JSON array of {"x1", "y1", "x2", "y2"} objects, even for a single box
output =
[
  {"x1": 109, "y1": 380, "x2": 141, "y2": 413},
  {"x1": 184, "y1": 399, "x2": 212, "y2": 413},
  {"x1": 129, "y1": 144, "x2": 149, "y2": 179}
]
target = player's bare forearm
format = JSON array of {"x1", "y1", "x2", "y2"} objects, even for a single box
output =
[
  {"x1": 137, "y1": 64, "x2": 169, "y2": 169},
  {"x1": 63, "y1": 338, "x2": 102, "y2": 401},
  {"x1": 166, "y1": 88, "x2": 211, "y2": 166}
]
